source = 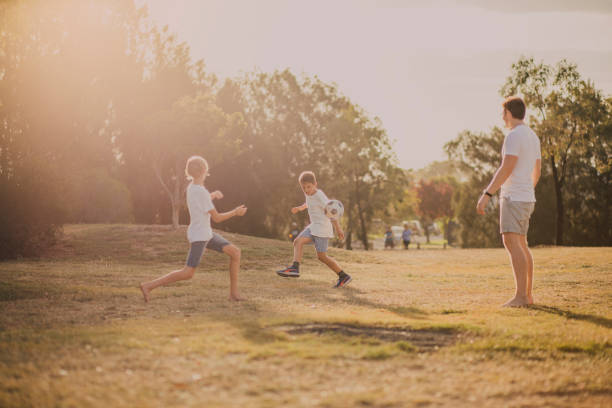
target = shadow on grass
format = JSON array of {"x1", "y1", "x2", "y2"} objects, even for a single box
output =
[
  {"x1": 335, "y1": 286, "x2": 428, "y2": 320},
  {"x1": 530, "y1": 305, "x2": 612, "y2": 329},
  {"x1": 218, "y1": 278, "x2": 430, "y2": 346},
  {"x1": 0, "y1": 281, "x2": 53, "y2": 301}
]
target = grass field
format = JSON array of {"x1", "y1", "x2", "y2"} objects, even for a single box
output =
[{"x1": 1, "y1": 224, "x2": 611, "y2": 407}]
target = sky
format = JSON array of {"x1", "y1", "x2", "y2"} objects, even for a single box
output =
[{"x1": 142, "y1": 0, "x2": 612, "y2": 169}]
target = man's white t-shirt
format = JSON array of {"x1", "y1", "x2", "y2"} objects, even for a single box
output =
[
  {"x1": 186, "y1": 183, "x2": 215, "y2": 243},
  {"x1": 500, "y1": 124, "x2": 541, "y2": 202},
  {"x1": 306, "y1": 189, "x2": 334, "y2": 238}
]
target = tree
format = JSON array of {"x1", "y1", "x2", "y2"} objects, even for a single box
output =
[
  {"x1": 0, "y1": 0, "x2": 146, "y2": 257},
  {"x1": 501, "y1": 57, "x2": 611, "y2": 245},
  {"x1": 445, "y1": 128, "x2": 506, "y2": 248},
  {"x1": 111, "y1": 23, "x2": 224, "y2": 227},
  {"x1": 324, "y1": 106, "x2": 405, "y2": 250},
  {"x1": 141, "y1": 94, "x2": 246, "y2": 228},
  {"x1": 415, "y1": 179, "x2": 454, "y2": 244}
]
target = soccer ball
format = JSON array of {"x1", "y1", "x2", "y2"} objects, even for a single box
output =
[{"x1": 324, "y1": 199, "x2": 344, "y2": 220}]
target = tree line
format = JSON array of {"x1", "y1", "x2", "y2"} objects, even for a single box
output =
[
  {"x1": 445, "y1": 58, "x2": 611, "y2": 247},
  {"x1": 0, "y1": 0, "x2": 404, "y2": 258},
  {"x1": 1, "y1": 1, "x2": 609, "y2": 260}
]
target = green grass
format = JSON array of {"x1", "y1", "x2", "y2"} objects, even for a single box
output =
[{"x1": 0, "y1": 224, "x2": 611, "y2": 407}]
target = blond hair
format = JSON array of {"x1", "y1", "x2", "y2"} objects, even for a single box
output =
[{"x1": 185, "y1": 155, "x2": 208, "y2": 181}]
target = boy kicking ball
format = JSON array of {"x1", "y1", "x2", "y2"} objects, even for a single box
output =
[
  {"x1": 140, "y1": 155, "x2": 247, "y2": 302},
  {"x1": 276, "y1": 171, "x2": 352, "y2": 288}
]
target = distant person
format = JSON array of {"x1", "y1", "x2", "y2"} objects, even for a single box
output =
[
  {"x1": 288, "y1": 222, "x2": 300, "y2": 242},
  {"x1": 140, "y1": 156, "x2": 248, "y2": 302},
  {"x1": 477, "y1": 96, "x2": 541, "y2": 308},
  {"x1": 384, "y1": 226, "x2": 394, "y2": 249},
  {"x1": 276, "y1": 171, "x2": 351, "y2": 288},
  {"x1": 402, "y1": 224, "x2": 412, "y2": 249}
]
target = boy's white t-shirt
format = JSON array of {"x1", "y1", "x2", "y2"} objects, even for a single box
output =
[
  {"x1": 186, "y1": 183, "x2": 215, "y2": 243},
  {"x1": 500, "y1": 124, "x2": 541, "y2": 202},
  {"x1": 306, "y1": 189, "x2": 334, "y2": 238}
]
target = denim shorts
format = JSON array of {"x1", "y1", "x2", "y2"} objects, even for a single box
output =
[
  {"x1": 297, "y1": 227, "x2": 329, "y2": 253},
  {"x1": 186, "y1": 233, "x2": 231, "y2": 267}
]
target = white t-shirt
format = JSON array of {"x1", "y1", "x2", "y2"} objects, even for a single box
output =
[
  {"x1": 500, "y1": 124, "x2": 541, "y2": 202},
  {"x1": 306, "y1": 189, "x2": 334, "y2": 238},
  {"x1": 186, "y1": 183, "x2": 215, "y2": 242}
]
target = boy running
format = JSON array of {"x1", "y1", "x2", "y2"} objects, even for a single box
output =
[
  {"x1": 276, "y1": 171, "x2": 352, "y2": 288},
  {"x1": 140, "y1": 156, "x2": 247, "y2": 302}
]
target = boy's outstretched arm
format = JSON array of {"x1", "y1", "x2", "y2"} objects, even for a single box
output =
[
  {"x1": 291, "y1": 203, "x2": 308, "y2": 214},
  {"x1": 332, "y1": 219, "x2": 345, "y2": 240},
  {"x1": 210, "y1": 205, "x2": 247, "y2": 223}
]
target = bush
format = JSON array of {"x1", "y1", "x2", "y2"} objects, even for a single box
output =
[{"x1": 0, "y1": 165, "x2": 64, "y2": 259}]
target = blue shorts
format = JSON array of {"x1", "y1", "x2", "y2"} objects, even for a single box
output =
[
  {"x1": 297, "y1": 227, "x2": 329, "y2": 253},
  {"x1": 186, "y1": 233, "x2": 231, "y2": 267}
]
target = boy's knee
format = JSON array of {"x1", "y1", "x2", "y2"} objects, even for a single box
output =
[
  {"x1": 183, "y1": 266, "x2": 196, "y2": 279},
  {"x1": 225, "y1": 245, "x2": 241, "y2": 260},
  {"x1": 317, "y1": 252, "x2": 328, "y2": 261}
]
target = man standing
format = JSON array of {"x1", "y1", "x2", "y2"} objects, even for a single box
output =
[{"x1": 477, "y1": 96, "x2": 541, "y2": 307}]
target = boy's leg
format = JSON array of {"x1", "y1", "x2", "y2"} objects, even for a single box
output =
[
  {"x1": 278, "y1": 230, "x2": 312, "y2": 277},
  {"x1": 293, "y1": 236, "x2": 312, "y2": 264},
  {"x1": 140, "y1": 266, "x2": 196, "y2": 302},
  {"x1": 319, "y1": 252, "x2": 352, "y2": 288},
  {"x1": 222, "y1": 244, "x2": 243, "y2": 301},
  {"x1": 316, "y1": 252, "x2": 342, "y2": 273},
  {"x1": 313, "y1": 237, "x2": 352, "y2": 288},
  {"x1": 205, "y1": 233, "x2": 243, "y2": 301},
  {"x1": 140, "y1": 241, "x2": 206, "y2": 302},
  {"x1": 502, "y1": 232, "x2": 529, "y2": 307}
]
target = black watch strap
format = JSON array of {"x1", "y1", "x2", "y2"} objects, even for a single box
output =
[{"x1": 484, "y1": 191, "x2": 493, "y2": 197}]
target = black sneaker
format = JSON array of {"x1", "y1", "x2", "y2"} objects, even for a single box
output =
[
  {"x1": 333, "y1": 273, "x2": 352, "y2": 288},
  {"x1": 277, "y1": 266, "x2": 300, "y2": 278}
]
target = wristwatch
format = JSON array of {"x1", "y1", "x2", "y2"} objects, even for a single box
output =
[{"x1": 483, "y1": 191, "x2": 493, "y2": 197}]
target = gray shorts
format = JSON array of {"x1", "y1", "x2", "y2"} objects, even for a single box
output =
[
  {"x1": 500, "y1": 197, "x2": 535, "y2": 235},
  {"x1": 186, "y1": 233, "x2": 231, "y2": 267},
  {"x1": 297, "y1": 227, "x2": 329, "y2": 253}
]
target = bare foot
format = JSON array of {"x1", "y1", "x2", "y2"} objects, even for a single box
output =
[
  {"x1": 502, "y1": 296, "x2": 530, "y2": 308},
  {"x1": 140, "y1": 283, "x2": 150, "y2": 303},
  {"x1": 527, "y1": 295, "x2": 534, "y2": 305},
  {"x1": 229, "y1": 294, "x2": 244, "y2": 301}
]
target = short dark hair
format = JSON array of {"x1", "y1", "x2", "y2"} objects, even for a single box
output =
[
  {"x1": 503, "y1": 96, "x2": 526, "y2": 120},
  {"x1": 298, "y1": 171, "x2": 316, "y2": 184}
]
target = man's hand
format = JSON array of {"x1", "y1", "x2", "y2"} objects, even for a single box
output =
[
  {"x1": 476, "y1": 193, "x2": 490, "y2": 215},
  {"x1": 234, "y1": 205, "x2": 247, "y2": 216},
  {"x1": 291, "y1": 207, "x2": 300, "y2": 214},
  {"x1": 211, "y1": 190, "x2": 224, "y2": 200}
]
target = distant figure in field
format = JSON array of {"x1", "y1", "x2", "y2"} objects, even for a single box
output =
[
  {"x1": 276, "y1": 171, "x2": 351, "y2": 288},
  {"x1": 384, "y1": 226, "x2": 394, "y2": 249},
  {"x1": 477, "y1": 96, "x2": 541, "y2": 307},
  {"x1": 402, "y1": 224, "x2": 412, "y2": 249},
  {"x1": 140, "y1": 156, "x2": 248, "y2": 302},
  {"x1": 288, "y1": 222, "x2": 300, "y2": 242}
]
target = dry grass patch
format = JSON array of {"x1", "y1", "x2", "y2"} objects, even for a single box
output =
[{"x1": 0, "y1": 224, "x2": 611, "y2": 407}]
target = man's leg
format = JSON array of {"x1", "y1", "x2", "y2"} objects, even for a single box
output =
[
  {"x1": 519, "y1": 235, "x2": 534, "y2": 304},
  {"x1": 502, "y1": 232, "x2": 529, "y2": 307},
  {"x1": 222, "y1": 244, "x2": 243, "y2": 301}
]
